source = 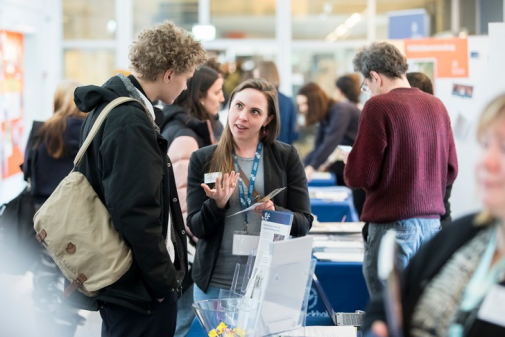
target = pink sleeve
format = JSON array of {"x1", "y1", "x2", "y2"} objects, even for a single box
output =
[{"x1": 168, "y1": 136, "x2": 199, "y2": 226}]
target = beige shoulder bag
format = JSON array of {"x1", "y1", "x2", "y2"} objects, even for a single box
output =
[{"x1": 33, "y1": 97, "x2": 143, "y2": 298}]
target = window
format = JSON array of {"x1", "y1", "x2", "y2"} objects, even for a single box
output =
[
  {"x1": 63, "y1": 49, "x2": 115, "y2": 85},
  {"x1": 63, "y1": 0, "x2": 116, "y2": 39},
  {"x1": 292, "y1": 0, "x2": 368, "y2": 41},
  {"x1": 211, "y1": 0, "x2": 276, "y2": 38},
  {"x1": 133, "y1": 0, "x2": 198, "y2": 37}
]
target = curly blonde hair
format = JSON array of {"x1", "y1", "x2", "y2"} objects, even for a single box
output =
[{"x1": 129, "y1": 21, "x2": 207, "y2": 81}]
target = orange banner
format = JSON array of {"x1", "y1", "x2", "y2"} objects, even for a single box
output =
[
  {"x1": 1, "y1": 30, "x2": 25, "y2": 179},
  {"x1": 404, "y1": 38, "x2": 468, "y2": 78}
]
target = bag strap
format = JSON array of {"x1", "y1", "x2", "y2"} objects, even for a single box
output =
[
  {"x1": 237, "y1": 166, "x2": 261, "y2": 202},
  {"x1": 74, "y1": 97, "x2": 143, "y2": 168}
]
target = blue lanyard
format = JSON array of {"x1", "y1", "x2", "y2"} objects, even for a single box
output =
[{"x1": 233, "y1": 142, "x2": 262, "y2": 227}]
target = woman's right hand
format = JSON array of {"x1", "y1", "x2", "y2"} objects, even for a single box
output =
[
  {"x1": 305, "y1": 165, "x2": 315, "y2": 181},
  {"x1": 201, "y1": 171, "x2": 240, "y2": 209}
]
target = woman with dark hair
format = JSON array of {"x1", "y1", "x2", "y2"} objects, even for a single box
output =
[
  {"x1": 159, "y1": 65, "x2": 224, "y2": 337},
  {"x1": 186, "y1": 78, "x2": 313, "y2": 301},
  {"x1": 406, "y1": 72, "x2": 434, "y2": 95},
  {"x1": 335, "y1": 73, "x2": 361, "y2": 105},
  {"x1": 297, "y1": 82, "x2": 360, "y2": 184},
  {"x1": 161, "y1": 66, "x2": 225, "y2": 228},
  {"x1": 21, "y1": 80, "x2": 86, "y2": 337}
]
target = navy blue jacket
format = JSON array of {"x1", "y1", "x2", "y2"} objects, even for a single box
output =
[
  {"x1": 304, "y1": 101, "x2": 360, "y2": 169},
  {"x1": 277, "y1": 91, "x2": 298, "y2": 144}
]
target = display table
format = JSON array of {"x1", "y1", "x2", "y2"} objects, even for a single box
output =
[
  {"x1": 307, "y1": 172, "x2": 336, "y2": 187},
  {"x1": 307, "y1": 261, "x2": 369, "y2": 317},
  {"x1": 309, "y1": 186, "x2": 359, "y2": 222}
]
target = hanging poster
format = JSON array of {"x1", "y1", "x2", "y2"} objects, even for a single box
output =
[
  {"x1": 404, "y1": 37, "x2": 469, "y2": 78},
  {"x1": 0, "y1": 30, "x2": 24, "y2": 179}
]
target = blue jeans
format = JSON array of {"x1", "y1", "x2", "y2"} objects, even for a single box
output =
[
  {"x1": 174, "y1": 283, "x2": 195, "y2": 337},
  {"x1": 363, "y1": 218, "x2": 441, "y2": 298},
  {"x1": 193, "y1": 284, "x2": 222, "y2": 303}
]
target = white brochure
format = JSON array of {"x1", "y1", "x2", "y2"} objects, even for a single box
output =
[
  {"x1": 244, "y1": 210, "x2": 293, "y2": 298},
  {"x1": 226, "y1": 187, "x2": 286, "y2": 218}
]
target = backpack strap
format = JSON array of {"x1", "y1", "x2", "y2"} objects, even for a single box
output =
[
  {"x1": 236, "y1": 165, "x2": 261, "y2": 203},
  {"x1": 73, "y1": 97, "x2": 144, "y2": 168}
]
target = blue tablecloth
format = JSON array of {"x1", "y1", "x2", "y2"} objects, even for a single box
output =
[
  {"x1": 187, "y1": 261, "x2": 369, "y2": 336},
  {"x1": 308, "y1": 173, "x2": 336, "y2": 187},
  {"x1": 310, "y1": 186, "x2": 359, "y2": 222},
  {"x1": 307, "y1": 261, "x2": 369, "y2": 317}
]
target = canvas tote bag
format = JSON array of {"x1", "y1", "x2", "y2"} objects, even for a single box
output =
[{"x1": 33, "y1": 97, "x2": 143, "y2": 298}]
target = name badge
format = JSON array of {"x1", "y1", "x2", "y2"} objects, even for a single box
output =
[
  {"x1": 477, "y1": 284, "x2": 505, "y2": 327},
  {"x1": 232, "y1": 231, "x2": 259, "y2": 256},
  {"x1": 204, "y1": 172, "x2": 222, "y2": 184}
]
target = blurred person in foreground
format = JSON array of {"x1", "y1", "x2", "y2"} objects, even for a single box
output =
[
  {"x1": 297, "y1": 81, "x2": 360, "y2": 183},
  {"x1": 72, "y1": 21, "x2": 206, "y2": 337},
  {"x1": 253, "y1": 61, "x2": 298, "y2": 145},
  {"x1": 365, "y1": 93, "x2": 505, "y2": 337},
  {"x1": 159, "y1": 65, "x2": 225, "y2": 337},
  {"x1": 21, "y1": 80, "x2": 86, "y2": 337},
  {"x1": 407, "y1": 71, "x2": 453, "y2": 228},
  {"x1": 344, "y1": 42, "x2": 458, "y2": 298}
]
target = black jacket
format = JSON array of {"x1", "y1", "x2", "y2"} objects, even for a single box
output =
[
  {"x1": 364, "y1": 213, "x2": 505, "y2": 336},
  {"x1": 22, "y1": 118, "x2": 84, "y2": 203},
  {"x1": 186, "y1": 141, "x2": 313, "y2": 292},
  {"x1": 70, "y1": 75, "x2": 187, "y2": 313},
  {"x1": 160, "y1": 104, "x2": 223, "y2": 148}
]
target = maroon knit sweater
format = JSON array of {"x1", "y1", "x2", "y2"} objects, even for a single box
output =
[{"x1": 344, "y1": 88, "x2": 458, "y2": 223}]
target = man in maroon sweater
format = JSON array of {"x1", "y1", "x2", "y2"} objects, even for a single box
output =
[{"x1": 343, "y1": 42, "x2": 458, "y2": 297}]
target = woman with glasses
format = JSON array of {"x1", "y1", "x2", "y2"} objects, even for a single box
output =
[{"x1": 297, "y1": 81, "x2": 361, "y2": 184}]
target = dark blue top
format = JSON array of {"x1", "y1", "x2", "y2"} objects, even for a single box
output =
[
  {"x1": 304, "y1": 101, "x2": 360, "y2": 169},
  {"x1": 21, "y1": 117, "x2": 84, "y2": 202},
  {"x1": 277, "y1": 91, "x2": 298, "y2": 144}
]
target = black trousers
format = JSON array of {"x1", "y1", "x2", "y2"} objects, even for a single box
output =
[{"x1": 100, "y1": 292, "x2": 178, "y2": 337}]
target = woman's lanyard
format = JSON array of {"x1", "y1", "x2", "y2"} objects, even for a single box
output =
[{"x1": 233, "y1": 142, "x2": 262, "y2": 232}]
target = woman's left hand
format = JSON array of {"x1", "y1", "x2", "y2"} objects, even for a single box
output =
[{"x1": 254, "y1": 200, "x2": 275, "y2": 215}]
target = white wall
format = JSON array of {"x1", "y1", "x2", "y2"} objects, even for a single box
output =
[
  {"x1": 0, "y1": 0, "x2": 62, "y2": 203},
  {"x1": 435, "y1": 29, "x2": 505, "y2": 220}
]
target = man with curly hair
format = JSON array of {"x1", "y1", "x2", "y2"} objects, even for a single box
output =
[
  {"x1": 71, "y1": 21, "x2": 207, "y2": 336},
  {"x1": 343, "y1": 42, "x2": 458, "y2": 298}
]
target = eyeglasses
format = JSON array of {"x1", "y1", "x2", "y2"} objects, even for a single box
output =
[{"x1": 360, "y1": 78, "x2": 371, "y2": 95}]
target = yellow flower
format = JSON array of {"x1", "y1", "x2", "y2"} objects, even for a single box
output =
[
  {"x1": 217, "y1": 322, "x2": 228, "y2": 333},
  {"x1": 208, "y1": 329, "x2": 218, "y2": 337},
  {"x1": 235, "y1": 326, "x2": 246, "y2": 337}
]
